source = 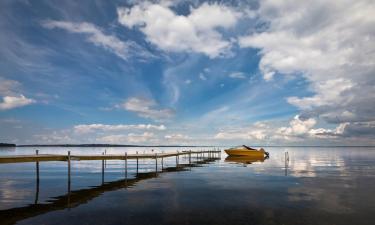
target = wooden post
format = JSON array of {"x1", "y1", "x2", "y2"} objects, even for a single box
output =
[
  {"x1": 161, "y1": 156, "x2": 164, "y2": 170},
  {"x1": 189, "y1": 150, "x2": 191, "y2": 165},
  {"x1": 136, "y1": 151, "x2": 139, "y2": 174},
  {"x1": 105, "y1": 149, "x2": 107, "y2": 168},
  {"x1": 176, "y1": 151, "x2": 179, "y2": 166},
  {"x1": 155, "y1": 153, "x2": 158, "y2": 172},
  {"x1": 125, "y1": 152, "x2": 127, "y2": 179},
  {"x1": 35, "y1": 150, "x2": 39, "y2": 204},
  {"x1": 101, "y1": 152, "x2": 104, "y2": 184},
  {"x1": 68, "y1": 151, "x2": 71, "y2": 194}
]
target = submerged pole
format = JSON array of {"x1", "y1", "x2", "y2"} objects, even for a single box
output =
[
  {"x1": 125, "y1": 152, "x2": 127, "y2": 179},
  {"x1": 35, "y1": 150, "x2": 39, "y2": 204},
  {"x1": 68, "y1": 151, "x2": 71, "y2": 194},
  {"x1": 155, "y1": 153, "x2": 158, "y2": 173},
  {"x1": 101, "y1": 152, "x2": 104, "y2": 184},
  {"x1": 104, "y1": 149, "x2": 107, "y2": 168},
  {"x1": 161, "y1": 156, "x2": 164, "y2": 170},
  {"x1": 176, "y1": 151, "x2": 179, "y2": 166},
  {"x1": 136, "y1": 151, "x2": 139, "y2": 174}
]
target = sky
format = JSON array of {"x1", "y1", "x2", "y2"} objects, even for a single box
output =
[{"x1": 0, "y1": 0, "x2": 374, "y2": 146}]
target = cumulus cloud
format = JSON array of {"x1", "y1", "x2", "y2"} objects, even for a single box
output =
[
  {"x1": 0, "y1": 78, "x2": 35, "y2": 111},
  {"x1": 117, "y1": 2, "x2": 241, "y2": 58},
  {"x1": 98, "y1": 132, "x2": 155, "y2": 144},
  {"x1": 214, "y1": 122, "x2": 268, "y2": 141},
  {"x1": 0, "y1": 95, "x2": 35, "y2": 110},
  {"x1": 42, "y1": 20, "x2": 153, "y2": 60},
  {"x1": 74, "y1": 123, "x2": 166, "y2": 134},
  {"x1": 229, "y1": 72, "x2": 246, "y2": 79},
  {"x1": 239, "y1": 0, "x2": 375, "y2": 139},
  {"x1": 164, "y1": 133, "x2": 190, "y2": 140},
  {"x1": 119, "y1": 97, "x2": 175, "y2": 120}
]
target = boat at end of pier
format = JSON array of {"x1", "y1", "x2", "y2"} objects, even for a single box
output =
[{"x1": 224, "y1": 145, "x2": 269, "y2": 157}]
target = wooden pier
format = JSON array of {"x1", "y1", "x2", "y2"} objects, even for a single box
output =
[
  {"x1": 0, "y1": 150, "x2": 221, "y2": 164},
  {"x1": 0, "y1": 151, "x2": 221, "y2": 225}
]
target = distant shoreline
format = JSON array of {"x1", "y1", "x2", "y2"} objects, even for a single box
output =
[
  {"x1": 8, "y1": 144, "x2": 375, "y2": 148},
  {"x1": 16, "y1": 144, "x2": 216, "y2": 148}
]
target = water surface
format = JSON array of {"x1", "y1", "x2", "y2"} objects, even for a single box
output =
[{"x1": 0, "y1": 147, "x2": 374, "y2": 225}]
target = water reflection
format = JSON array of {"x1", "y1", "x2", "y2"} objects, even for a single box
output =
[
  {"x1": 1, "y1": 147, "x2": 375, "y2": 225},
  {"x1": 225, "y1": 156, "x2": 266, "y2": 165},
  {"x1": 0, "y1": 158, "x2": 218, "y2": 225}
]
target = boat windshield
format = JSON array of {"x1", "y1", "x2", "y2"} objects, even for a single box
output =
[{"x1": 230, "y1": 145, "x2": 257, "y2": 150}]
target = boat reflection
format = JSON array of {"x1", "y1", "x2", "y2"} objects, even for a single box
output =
[{"x1": 225, "y1": 155, "x2": 267, "y2": 165}]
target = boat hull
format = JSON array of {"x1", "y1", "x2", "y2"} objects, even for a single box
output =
[{"x1": 224, "y1": 149, "x2": 265, "y2": 157}]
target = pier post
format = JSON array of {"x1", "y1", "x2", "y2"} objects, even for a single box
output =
[
  {"x1": 68, "y1": 151, "x2": 71, "y2": 194},
  {"x1": 101, "y1": 152, "x2": 104, "y2": 184},
  {"x1": 176, "y1": 151, "x2": 178, "y2": 167},
  {"x1": 155, "y1": 153, "x2": 158, "y2": 173},
  {"x1": 189, "y1": 150, "x2": 191, "y2": 165},
  {"x1": 161, "y1": 156, "x2": 164, "y2": 170},
  {"x1": 125, "y1": 152, "x2": 127, "y2": 179},
  {"x1": 136, "y1": 151, "x2": 139, "y2": 174},
  {"x1": 35, "y1": 150, "x2": 39, "y2": 204},
  {"x1": 104, "y1": 149, "x2": 107, "y2": 168}
]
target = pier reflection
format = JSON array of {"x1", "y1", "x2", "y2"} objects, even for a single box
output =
[{"x1": 0, "y1": 157, "x2": 219, "y2": 225}]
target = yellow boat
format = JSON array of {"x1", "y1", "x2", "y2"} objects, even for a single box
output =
[{"x1": 224, "y1": 145, "x2": 269, "y2": 157}]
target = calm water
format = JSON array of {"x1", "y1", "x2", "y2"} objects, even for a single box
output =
[{"x1": 0, "y1": 147, "x2": 374, "y2": 225}]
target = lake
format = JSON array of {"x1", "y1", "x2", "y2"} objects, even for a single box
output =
[{"x1": 0, "y1": 146, "x2": 374, "y2": 225}]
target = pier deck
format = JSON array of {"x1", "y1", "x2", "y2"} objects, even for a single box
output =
[{"x1": 0, "y1": 150, "x2": 221, "y2": 164}]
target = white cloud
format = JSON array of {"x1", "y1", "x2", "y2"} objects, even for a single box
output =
[
  {"x1": 287, "y1": 78, "x2": 353, "y2": 110},
  {"x1": 276, "y1": 115, "x2": 317, "y2": 138},
  {"x1": 0, "y1": 95, "x2": 35, "y2": 111},
  {"x1": 42, "y1": 20, "x2": 152, "y2": 60},
  {"x1": 117, "y1": 2, "x2": 241, "y2": 58},
  {"x1": 185, "y1": 79, "x2": 192, "y2": 84},
  {"x1": 74, "y1": 123, "x2": 166, "y2": 134},
  {"x1": 119, "y1": 97, "x2": 175, "y2": 120},
  {"x1": 229, "y1": 72, "x2": 246, "y2": 79},
  {"x1": 98, "y1": 132, "x2": 154, "y2": 144},
  {"x1": 164, "y1": 133, "x2": 190, "y2": 140},
  {"x1": 239, "y1": 0, "x2": 375, "y2": 131},
  {"x1": 214, "y1": 121, "x2": 268, "y2": 141}
]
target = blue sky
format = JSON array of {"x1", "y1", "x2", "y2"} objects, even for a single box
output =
[{"x1": 1, "y1": 0, "x2": 374, "y2": 145}]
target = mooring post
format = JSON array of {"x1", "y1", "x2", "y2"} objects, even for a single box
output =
[
  {"x1": 136, "y1": 151, "x2": 139, "y2": 174},
  {"x1": 161, "y1": 156, "x2": 164, "y2": 170},
  {"x1": 125, "y1": 152, "x2": 128, "y2": 179},
  {"x1": 176, "y1": 151, "x2": 178, "y2": 166},
  {"x1": 35, "y1": 150, "x2": 39, "y2": 204},
  {"x1": 155, "y1": 153, "x2": 158, "y2": 172},
  {"x1": 68, "y1": 151, "x2": 71, "y2": 194},
  {"x1": 104, "y1": 149, "x2": 107, "y2": 168},
  {"x1": 189, "y1": 150, "x2": 191, "y2": 165},
  {"x1": 101, "y1": 152, "x2": 104, "y2": 184}
]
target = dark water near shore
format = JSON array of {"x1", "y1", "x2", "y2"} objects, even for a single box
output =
[{"x1": 0, "y1": 147, "x2": 374, "y2": 225}]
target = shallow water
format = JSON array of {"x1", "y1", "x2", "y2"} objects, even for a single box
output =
[{"x1": 0, "y1": 146, "x2": 374, "y2": 225}]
